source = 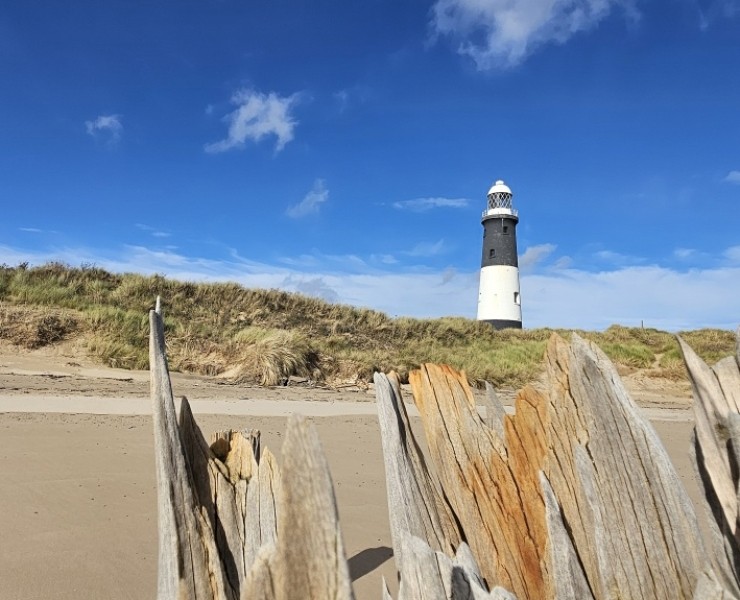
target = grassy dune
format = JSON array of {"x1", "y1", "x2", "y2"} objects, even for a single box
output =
[{"x1": 0, "y1": 262, "x2": 735, "y2": 387}]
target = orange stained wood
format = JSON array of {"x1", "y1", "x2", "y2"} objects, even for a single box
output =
[{"x1": 409, "y1": 363, "x2": 550, "y2": 599}]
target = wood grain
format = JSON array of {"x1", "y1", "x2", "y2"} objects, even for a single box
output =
[{"x1": 150, "y1": 306, "x2": 353, "y2": 600}]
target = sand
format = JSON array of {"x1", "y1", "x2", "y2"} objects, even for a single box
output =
[{"x1": 0, "y1": 347, "x2": 702, "y2": 599}]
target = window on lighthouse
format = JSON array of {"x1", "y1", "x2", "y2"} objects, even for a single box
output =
[
  {"x1": 514, "y1": 292, "x2": 520, "y2": 305},
  {"x1": 489, "y1": 249, "x2": 495, "y2": 258}
]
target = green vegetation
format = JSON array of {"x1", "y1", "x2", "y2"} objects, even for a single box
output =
[{"x1": 0, "y1": 262, "x2": 736, "y2": 387}]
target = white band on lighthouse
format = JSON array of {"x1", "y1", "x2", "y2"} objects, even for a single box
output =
[{"x1": 476, "y1": 265, "x2": 522, "y2": 322}]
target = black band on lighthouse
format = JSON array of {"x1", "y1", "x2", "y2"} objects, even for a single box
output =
[
  {"x1": 480, "y1": 216, "x2": 519, "y2": 268},
  {"x1": 480, "y1": 318, "x2": 523, "y2": 330}
]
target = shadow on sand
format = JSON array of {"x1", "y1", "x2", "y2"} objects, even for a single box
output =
[{"x1": 348, "y1": 546, "x2": 394, "y2": 581}]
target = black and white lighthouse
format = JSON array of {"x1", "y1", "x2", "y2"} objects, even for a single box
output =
[{"x1": 476, "y1": 179, "x2": 522, "y2": 329}]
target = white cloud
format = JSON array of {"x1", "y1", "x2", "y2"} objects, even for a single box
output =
[
  {"x1": 393, "y1": 197, "x2": 469, "y2": 211},
  {"x1": 520, "y1": 243, "x2": 556, "y2": 268},
  {"x1": 85, "y1": 114, "x2": 123, "y2": 144},
  {"x1": 521, "y1": 265, "x2": 740, "y2": 330},
  {"x1": 431, "y1": 0, "x2": 638, "y2": 69},
  {"x1": 724, "y1": 170, "x2": 740, "y2": 184},
  {"x1": 1, "y1": 243, "x2": 739, "y2": 331},
  {"x1": 205, "y1": 88, "x2": 299, "y2": 154},
  {"x1": 286, "y1": 179, "x2": 329, "y2": 218}
]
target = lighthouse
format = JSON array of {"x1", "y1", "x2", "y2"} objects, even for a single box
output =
[{"x1": 476, "y1": 179, "x2": 522, "y2": 329}]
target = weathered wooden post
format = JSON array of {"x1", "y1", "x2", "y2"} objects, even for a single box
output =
[
  {"x1": 150, "y1": 294, "x2": 740, "y2": 599},
  {"x1": 149, "y1": 301, "x2": 355, "y2": 600},
  {"x1": 375, "y1": 332, "x2": 740, "y2": 599},
  {"x1": 680, "y1": 329, "x2": 740, "y2": 597}
]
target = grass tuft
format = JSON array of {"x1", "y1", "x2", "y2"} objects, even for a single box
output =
[{"x1": 0, "y1": 304, "x2": 80, "y2": 349}]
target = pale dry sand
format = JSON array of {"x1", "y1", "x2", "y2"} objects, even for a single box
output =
[{"x1": 0, "y1": 348, "x2": 702, "y2": 600}]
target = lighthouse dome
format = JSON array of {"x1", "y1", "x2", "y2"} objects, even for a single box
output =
[
  {"x1": 487, "y1": 180, "x2": 512, "y2": 197},
  {"x1": 485, "y1": 179, "x2": 516, "y2": 217}
]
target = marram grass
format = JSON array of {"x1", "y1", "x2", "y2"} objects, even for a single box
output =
[{"x1": 0, "y1": 262, "x2": 735, "y2": 387}]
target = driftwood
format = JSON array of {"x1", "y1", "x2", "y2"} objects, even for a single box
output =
[
  {"x1": 150, "y1": 292, "x2": 740, "y2": 599},
  {"x1": 373, "y1": 370, "x2": 461, "y2": 566},
  {"x1": 680, "y1": 330, "x2": 740, "y2": 596},
  {"x1": 149, "y1": 305, "x2": 354, "y2": 600},
  {"x1": 375, "y1": 333, "x2": 740, "y2": 599}
]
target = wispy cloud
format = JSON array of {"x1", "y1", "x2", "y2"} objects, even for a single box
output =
[
  {"x1": 205, "y1": 88, "x2": 300, "y2": 154},
  {"x1": 85, "y1": 114, "x2": 123, "y2": 144},
  {"x1": 523, "y1": 265, "x2": 740, "y2": 330},
  {"x1": 393, "y1": 197, "x2": 469, "y2": 212},
  {"x1": 594, "y1": 249, "x2": 644, "y2": 266},
  {"x1": 719, "y1": 0, "x2": 740, "y2": 17},
  {"x1": 697, "y1": 0, "x2": 740, "y2": 31},
  {"x1": 332, "y1": 85, "x2": 371, "y2": 114},
  {"x1": 136, "y1": 223, "x2": 171, "y2": 238},
  {"x1": 1, "y1": 243, "x2": 739, "y2": 330},
  {"x1": 430, "y1": 0, "x2": 638, "y2": 69},
  {"x1": 370, "y1": 254, "x2": 399, "y2": 265},
  {"x1": 286, "y1": 179, "x2": 329, "y2": 218},
  {"x1": 553, "y1": 256, "x2": 573, "y2": 269},
  {"x1": 520, "y1": 243, "x2": 556, "y2": 269},
  {"x1": 724, "y1": 246, "x2": 740, "y2": 262},
  {"x1": 440, "y1": 266, "x2": 457, "y2": 285},
  {"x1": 674, "y1": 247, "x2": 696, "y2": 259},
  {"x1": 18, "y1": 227, "x2": 59, "y2": 235},
  {"x1": 724, "y1": 170, "x2": 740, "y2": 184},
  {"x1": 278, "y1": 251, "x2": 370, "y2": 271},
  {"x1": 281, "y1": 274, "x2": 340, "y2": 303},
  {"x1": 333, "y1": 90, "x2": 350, "y2": 113},
  {"x1": 672, "y1": 247, "x2": 714, "y2": 264},
  {"x1": 405, "y1": 239, "x2": 447, "y2": 257}
]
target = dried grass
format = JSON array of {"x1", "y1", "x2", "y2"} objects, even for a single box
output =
[
  {"x1": 0, "y1": 262, "x2": 736, "y2": 386},
  {"x1": 0, "y1": 304, "x2": 80, "y2": 349}
]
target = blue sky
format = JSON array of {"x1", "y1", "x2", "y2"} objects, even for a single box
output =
[{"x1": 1, "y1": 0, "x2": 739, "y2": 330}]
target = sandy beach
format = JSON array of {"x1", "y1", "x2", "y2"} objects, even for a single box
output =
[{"x1": 0, "y1": 346, "x2": 702, "y2": 599}]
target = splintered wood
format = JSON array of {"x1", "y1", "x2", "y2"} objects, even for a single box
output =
[
  {"x1": 149, "y1": 307, "x2": 354, "y2": 600},
  {"x1": 150, "y1": 294, "x2": 740, "y2": 600},
  {"x1": 375, "y1": 332, "x2": 740, "y2": 599},
  {"x1": 680, "y1": 334, "x2": 740, "y2": 597}
]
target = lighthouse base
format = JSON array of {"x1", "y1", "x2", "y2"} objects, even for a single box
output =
[{"x1": 481, "y1": 319, "x2": 522, "y2": 330}]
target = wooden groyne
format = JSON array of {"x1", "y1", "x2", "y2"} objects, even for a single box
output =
[{"x1": 149, "y1": 301, "x2": 740, "y2": 599}]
